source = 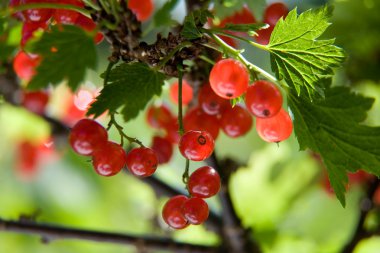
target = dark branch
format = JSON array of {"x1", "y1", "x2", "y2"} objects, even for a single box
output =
[
  {"x1": 206, "y1": 153, "x2": 262, "y2": 253},
  {"x1": 341, "y1": 178, "x2": 380, "y2": 253},
  {"x1": 0, "y1": 218, "x2": 217, "y2": 253}
]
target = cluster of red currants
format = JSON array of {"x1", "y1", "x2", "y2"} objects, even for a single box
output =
[
  {"x1": 209, "y1": 58, "x2": 293, "y2": 143},
  {"x1": 210, "y1": 2, "x2": 289, "y2": 46},
  {"x1": 69, "y1": 118, "x2": 159, "y2": 177}
]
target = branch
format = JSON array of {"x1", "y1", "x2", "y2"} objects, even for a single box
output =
[
  {"x1": 0, "y1": 218, "x2": 217, "y2": 253},
  {"x1": 206, "y1": 153, "x2": 262, "y2": 253},
  {"x1": 341, "y1": 177, "x2": 380, "y2": 253}
]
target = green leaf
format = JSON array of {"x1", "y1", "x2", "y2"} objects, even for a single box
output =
[
  {"x1": 267, "y1": 6, "x2": 346, "y2": 97},
  {"x1": 288, "y1": 87, "x2": 380, "y2": 206},
  {"x1": 28, "y1": 25, "x2": 97, "y2": 91},
  {"x1": 88, "y1": 62, "x2": 166, "y2": 121},
  {"x1": 153, "y1": 0, "x2": 179, "y2": 27},
  {"x1": 181, "y1": 10, "x2": 213, "y2": 40}
]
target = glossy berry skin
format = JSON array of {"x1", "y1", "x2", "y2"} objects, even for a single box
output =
[
  {"x1": 162, "y1": 195, "x2": 189, "y2": 229},
  {"x1": 182, "y1": 197, "x2": 209, "y2": 225},
  {"x1": 21, "y1": 21, "x2": 48, "y2": 47},
  {"x1": 209, "y1": 58, "x2": 249, "y2": 99},
  {"x1": 256, "y1": 108, "x2": 293, "y2": 142},
  {"x1": 69, "y1": 119, "x2": 108, "y2": 156},
  {"x1": 245, "y1": 80, "x2": 283, "y2": 118},
  {"x1": 13, "y1": 51, "x2": 40, "y2": 81},
  {"x1": 255, "y1": 26, "x2": 274, "y2": 45},
  {"x1": 184, "y1": 107, "x2": 220, "y2": 140},
  {"x1": 151, "y1": 136, "x2": 173, "y2": 164},
  {"x1": 220, "y1": 105, "x2": 253, "y2": 138},
  {"x1": 169, "y1": 80, "x2": 193, "y2": 106},
  {"x1": 92, "y1": 141, "x2": 127, "y2": 177},
  {"x1": 21, "y1": 0, "x2": 52, "y2": 23},
  {"x1": 128, "y1": 0, "x2": 154, "y2": 22},
  {"x1": 53, "y1": 0, "x2": 84, "y2": 24},
  {"x1": 146, "y1": 104, "x2": 175, "y2": 129},
  {"x1": 126, "y1": 147, "x2": 158, "y2": 177},
  {"x1": 188, "y1": 166, "x2": 221, "y2": 198},
  {"x1": 22, "y1": 91, "x2": 49, "y2": 115},
  {"x1": 198, "y1": 84, "x2": 229, "y2": 115},
  {"x1": 179, "y1": 130, "x2": 214, "y2": 161},
  {"x1": 264, "y1": 2, "x2": 288, "y2": 26}
]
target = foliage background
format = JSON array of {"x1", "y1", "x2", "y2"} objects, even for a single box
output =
[{"x1": 0, "y1": 0, "x2": 380, "y2": 252}]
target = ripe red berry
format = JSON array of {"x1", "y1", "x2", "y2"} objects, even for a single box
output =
[
  {"x1": 264, "y1": 2, "x2": 288, "y2": 26},
  {"x1": 21, "y1": 21, "x2": 48, "y2": 47},
  {"x1": 126, "y1": 147, "x2": 158, "y2": 177},
  {"x1": 92, "y1": 141, "x2": 127, "y2": 176},
  {"x1": 198, "y1": 84, "x2": 229, "y2": 115},
  {"x1": 69, "y1": 119, "x2": 108, "y2": 156},
  {"x1": 220, "y1": 105, "x2": 253, "y2": 138},
  {"x1": 179, "y1": 130, "x2": 214, "y2": 161},
  {"x1": 21, "y1": 90, "x2": 49, "y2": 115},
  {"x1": 162, "y1": 195, "x2": 189, "y2": 229},
  {"x1": 16, "y1": 141, "x2": 39, "y2": 180},
  {"x1": 13, "y1": 51, "x2": 40, "y2": 81},
  {"x1": 245, "y1": 80, "x2": 283, "y2": 118},
  {"x1": 188, "y1": 166, "x2": 221, "y2": 198},
  {"x1": 146, "y1": 104, "x2": 175, "y2": 129},
  {"x1": 169, "y1": 80, "x2": 193, "y2": 106},
  {"x1": 209, "y1": 58, "x2": 249, "y2": 99},
  {"x1": 151, "y1": 136, "x2": 173, "y2": 164},
  {"x1": 182, "y1": 197, "x2": 209, "y2": 225},
  {"x1": 184, "y1": 107, "x2": 220, "y2": 140},
  {"x1": 128, "y1": 0, "x2": 154, "y2": 22},
  {"x1": 21, "y1": 0, "x2": 52, "y2": 23},
  {"x1": 53, "y1": 0, "x2": 84, "y2": 24},
  {"x1": 256, "y1": 108, "x2": 293, "y2": 142},
  {"x1": 255, "y1": 26, "x2": 274, "y2": 45}
]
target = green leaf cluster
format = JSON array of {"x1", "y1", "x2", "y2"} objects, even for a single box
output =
[
  {"x1": 88, "y1": 62, "x2": 165, "y2": 121},
  {"x1": 28, "y1": 25, "x2": 97, "y2": 91},
  {"x1": 267, "y1": 6, "x2": 346, "y2": 97},
  {"x1": 181, "y1": 10, "x2": 213, "y2": 40},
  {"x1": 288, "y1": 87, "x2": 380, "y2": 205}
]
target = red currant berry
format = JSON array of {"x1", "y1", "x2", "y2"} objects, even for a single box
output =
[
  {"x1": 92, "y1": 141, "x2": 127, "y2": 176},
  {"x1": 13, "y1": 50, "x2": 40, "y2": 81},
  {"x1": 219, "y1": 6, "x2": 256, "y2": 27},
  {"x1": 188, "y1": 166, "x2": 221, "y2": 198},
  {"x1": 182, "y1": 197, "x2": 209, "y2": 225},
  {"x1": 151, "y1": 136, "x2": 173, "y2": 164},
  {"x1": 21, "y1": 21, "x2": 48, "y2": 47},
  {"x1": 162, "y1": 195, "x2": 189, "y2": 229},
  {"x1": 146, "y1": 104, "x2": 175, "y2": 129},
  {"x1": 179, "y1": 130, "x2": 214, "y2": 161},
  {"x1": 209, "y1": 58, "x2": 249, "y2": 99},
  {"x1": 21, "y1": 90, "x2": 49, "y2": 115},
  {"x1": 255, "y1": 26, "x2": 273, "y2": 45},
  {"x1": 53, "y1": 0, "x2": 84, "y2": 24},
  {"x1": 164, "y1": 118, "x2": 181, "y2": 144},
  {"x1": 184, "y1": 107, "x2": 220, "y2": 140},
  {"x1": 264, "y1": 2, "x2": 288, "y2": 26},
  {"x1": 21, "y1": 0, "x2": 52, "y2": 23},
  {"x1": 256, "y1": 108, "x2": 293, "y2": 142},
  {"x1": 69, "y1": 119, "x2": 108, "y2": 156},
  {"x1": 198, "y1": 83, "x2": 229, "y2": 115},
  {"x1": 16, "y1": 141, "x2": 39, "y2": 180},
  {"x1": 75, "y1": 14, "x2": 104, "y2": 44},
  {"x1": 128, "y1": 0, "x2": 154, "y2": 22},
  {"x1": 245, "y1": 80, "x2": 283, "y2": 118},
  {"x1": 169, "y1": 80, "x2": 193, "y2": 106},
  {"x1": 126, "y1": 147, "x2": 158, "y2": 177},
  {"x1": 220, "y1": 105, "x2": 253, "y2": 138}
]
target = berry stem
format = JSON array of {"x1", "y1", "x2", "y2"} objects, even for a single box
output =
[
  {"x1": 5, "y1": 3, "x2": 92, "y2": 18},
  {"x1": 177, "y1": 64, "x2": 191, "y2": 190},
  {"x1": 97, "y1": 0, "x2": 112, "y2": 15},
  {"x1": 82, "y1": 0, "x2": 101, "y2": 11},
  {"x1": 108, "y1": 113, "x2": 145, "y2": 147},
  {"x1": 155, "y1": 42, "x2": 192, "y2": 70}
]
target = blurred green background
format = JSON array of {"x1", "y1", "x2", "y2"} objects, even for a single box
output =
[{"x1": 1, "y1": 0, "x2": 380, "y2": 252}]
